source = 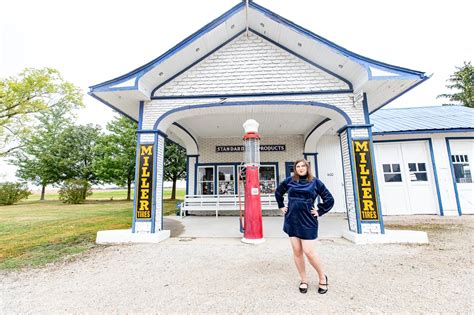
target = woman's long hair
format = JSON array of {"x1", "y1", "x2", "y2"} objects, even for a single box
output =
[{"x1": 292, "y1": 159, "x2": 314, "y2": 182}]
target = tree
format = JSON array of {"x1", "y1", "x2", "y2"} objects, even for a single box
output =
[
  {"x1": 0, "y1": 68, "x2": 83, "y2": 156},
  {"x1": 11, "y1": 103, "x2": 75, "y2": 200},
  {"x1": 163, "y1": 140, "x2": 186, "y2": 200},
  {"x1": 93, "y1": 116, "x2": 137, "y2": 200},
  {"x1": 55, "y1": 124, "x2": 102, "y2": 185},
  {"x1": 438, "y1": 61, "x2": 474, "y2": 108}
]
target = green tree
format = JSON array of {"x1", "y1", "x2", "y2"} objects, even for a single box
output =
[
  {"x1": 55, "y1": 124, "x2": 102, "y2": 185},
  {"x1": 0, "y1": 68, "x2": 83, "y2": 155},
  {"x1": 438, "y1": 61, "x2": 474, "y2": 108},
  {"x1": 93, "y1": 116, "x2": 137, "y2": 200},
  {"x1": 164, "y1": 140, "x2": 186, "y2": 200},
  {"x1": 11, "y1": 103, "x2": 75, "y2": 200}
]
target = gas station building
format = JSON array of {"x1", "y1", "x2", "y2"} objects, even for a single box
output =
[{"x1": 90, "y1": 1, "x2": 474, "y2": 242}]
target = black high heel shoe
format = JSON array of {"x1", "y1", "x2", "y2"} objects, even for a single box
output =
[
  {"x1": 318, "y1": 275, "x2": 328, "y2": 294},
  {"x1": 299, "y1": 281, "x2": 308, "y2": 294}
]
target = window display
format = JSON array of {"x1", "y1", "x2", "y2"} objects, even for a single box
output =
[
  {"x1": 218, "y1": 166, "x2": 235, "y2": 195},
  {"x1": 198, "y1": 166, "x2": 214, "y2": 195}
]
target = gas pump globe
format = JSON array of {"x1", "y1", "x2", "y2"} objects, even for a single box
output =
[{"x1": 241, "y1": 119, "x2": 265, "y2": 244}]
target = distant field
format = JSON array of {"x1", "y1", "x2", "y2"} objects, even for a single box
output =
[
  {"x1": 0, "y1": 188, "x2": 184, "y2": 270},
  {"x1": 28, "y1": 188, "x2": 185, "y2": 201}
]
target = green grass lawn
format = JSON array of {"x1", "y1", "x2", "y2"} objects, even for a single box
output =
[{"x1": 0, "y1": 188, "x2": 184, "y2": 270}]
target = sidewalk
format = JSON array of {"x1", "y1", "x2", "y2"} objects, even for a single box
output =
[{"x1": 164, "y1": 213, "x2": 348, "y2": 238}]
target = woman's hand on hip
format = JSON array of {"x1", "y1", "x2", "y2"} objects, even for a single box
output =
[
  {"x1": 311, "y1": 207, "x2": 319, "y2": 217},
  {"x1": 280, "y1": 206, "x2": 288, "y2": 214}
]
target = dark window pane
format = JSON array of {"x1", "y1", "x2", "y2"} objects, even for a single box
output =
[
  {"x1": 408, "y1": 163, "x2": 416, "y2": 172},
  {"x1": 460, "y1": 155, "x2": 465, "y2": 162},
  {"x1": 418, "y1": 163, "x2": 426, "y2": 172},
  {"x1": 392, "y1": 164, "x2": 400, "y2": 173},
  {"x1": 384, "y1": 173, "x2": 402, "y2": 182},
  {"x1": 455, "y1": 155, "x2": 460, "y2": 162},
  {"x1": 454, "y1": 164, "x2": 473, "y2": 183},
  {"x1": 383, "y1": 164, "x2": 391, "y2": 173},
  {"x1": 465, "y1": 155, "x2": 469, "y2": 162},
  {"x1": 452, "y1": 155, "x2": 456, "y2": 162},
  {"x1": 412, "y1": 173, "x2": 428, "y2": 181}
]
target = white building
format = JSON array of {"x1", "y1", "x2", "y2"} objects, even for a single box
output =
[{"x1": 90, "y1": 1, "x2": 473, "y2": 239}]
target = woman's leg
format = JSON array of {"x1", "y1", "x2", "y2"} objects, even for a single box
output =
[
  {"x1": 301, "y1": 239, "x2": 326, "y2": 285},
  {"x1": 289, "y1": 237, "x2": 307, "y2": 282}
]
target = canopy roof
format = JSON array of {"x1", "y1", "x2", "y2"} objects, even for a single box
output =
[{"x1": 89, "y1": 1, "x2": 428, "y2": 121}]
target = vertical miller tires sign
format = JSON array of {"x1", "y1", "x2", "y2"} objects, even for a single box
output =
[
  {"x1": 136, "y1": 144, "x2": 154, "y2": 220},
  {"x1": 353, "y1": 140, "x2": 379, "y2": 221}
]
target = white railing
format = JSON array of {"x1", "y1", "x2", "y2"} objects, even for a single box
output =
[{"x1": 180, "y1": 194, "x2": 282, "y2": 217}]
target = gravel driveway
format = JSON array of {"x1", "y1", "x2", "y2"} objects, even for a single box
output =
[{"x1": 1, "y1": 215, "x2": 472, "y2": 313}]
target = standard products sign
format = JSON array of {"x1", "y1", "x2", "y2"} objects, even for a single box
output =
[{"x1": 216, "y1": 145, "x2": 285, "y2": 152}]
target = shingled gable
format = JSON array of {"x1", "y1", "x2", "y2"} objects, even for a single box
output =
[{"x1": 89, "y1": 1, "x2": 428, "y2": 121}]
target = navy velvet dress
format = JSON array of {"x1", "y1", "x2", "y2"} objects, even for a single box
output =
[{"x1": 275, "y1": 176, "x2": 334, "y2": 240}]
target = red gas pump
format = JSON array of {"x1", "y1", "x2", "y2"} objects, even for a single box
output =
[{"x1": 240, "y1": 119, "x2": 265, "y2": 244}]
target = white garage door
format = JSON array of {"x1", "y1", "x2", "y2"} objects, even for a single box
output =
[
  {"x1": 448, "y1": 139, "x2": 474, "y2": 214},
  {"x1": 374, "y1": 141, "x2": 439, "y2": 215}
]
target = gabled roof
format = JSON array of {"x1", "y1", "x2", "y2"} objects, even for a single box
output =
[
  {"x1": 89, "y1": 1, "x2": 429, "y2": 121},
  {"x1": 371, "y1": 106, "x2": 474, "y2": 134}
]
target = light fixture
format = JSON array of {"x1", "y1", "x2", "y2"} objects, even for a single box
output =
[
  {"x1": 231, "y1": 24, "x2": 235, "y2": 29},
  {"x1": 260, "y1": 22, "x2": 265, "y2": 27},
  {"x1": 159, "y1": 72, "x2": 164, "y2": 76},
  {"x1": 195, "y1": 47, "x2": 200, "y2": 52},
  {"x1": 297, "y1": 42, "x2": 302, "y2": 47},
  {"x1": 338, "y1": 64, "x2": 344, "y2": 69}
]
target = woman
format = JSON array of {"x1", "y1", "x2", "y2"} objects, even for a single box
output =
[{"x1": 275, "y1": 159, "x2": 334, "y2": 294}]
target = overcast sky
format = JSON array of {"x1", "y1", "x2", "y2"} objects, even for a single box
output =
[{"x1": 1, "y1": 0, "x2": 473, "y2": 180}]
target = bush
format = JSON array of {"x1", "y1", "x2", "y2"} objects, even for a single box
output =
[
  {"x1": 0, "y1": 182, "x2": 31, "y2": 205},
  {"x1": 59, "y1": 179, "x2": 92, "y2": 204}
]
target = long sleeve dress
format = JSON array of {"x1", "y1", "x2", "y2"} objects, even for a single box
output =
[{"x1": 274, "y1": 176, "x2": 334, "y2": 240}]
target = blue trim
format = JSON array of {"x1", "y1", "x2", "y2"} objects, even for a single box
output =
[
  {"x1": 194, "y1": 156, "x2": 199, "y2": 195},
  {"x1": 338, "y1": 134, "x2": 353, "y2": 232},
  {"x1": 153, "y1": 100, "x2": 352, "y2": 130},
  {"x1": 152, "y1": 89, "x2": 353, "y2": 100},
  {"x1": 151, "y1": 135, "x2": 158, "y2": 233},
  {"x1": 172, "y1": 122, "x2": 199, "y2": 152},
  {"x1": 250, "y1": 2, "x2": 426, "y2": 78},
  {"x1": 374, "y1": 138, "x2": 445, "y2": 216},
  {"x1": 88, "y1": 92, "x2": 137, "y2": 122},
  {"x1": 427, "y1": 139, "x2": 444, "y2": 216},
  {"x1": 347, "y1": 129, "x2": 362, "y2": 234},
  {"x1": 370, "y1": 75, "x2": 431, "y2": 114},
  {"x1": 337, "y1": 124, "x2": 374, "y2": 135},
  {"x1": 185, "y1": 156, "x2": 190, "y2": 195},
  {"x1": 251, "y1": 29, "x2": 353, "y2": 90},
  {"x1": 138, "y1": 101, "x2": 144, "y2": 129},
  {"x1": 137, "y1": 129, "x2": 169, "y2": 139},
  {"x1": 362, "y1": 93, "x2": 371, "y2": 124},
  {"x1": 151, "y1": 30, "x2": 245, "y2": 97},
  {"x1": 373, "y1": 128, "x2": 474, "y2": 135},
  {"x1": 304, "y1": 118, "x2": 331, "y2": 149},
  {"x1": 89, "y1": 2, "x2": 245, "y2": 91},
  {"x1": 285, "y1": 162, "x2": 294, "y2": 178},
  {"x1": 445, "y1": 137, "x2": 474, "y2": 216}
]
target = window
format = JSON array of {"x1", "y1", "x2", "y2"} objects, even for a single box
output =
[
  {"x1": 260, "y1": 165, "x2": 277, "y2": 194},
  {"x1": 237, "y1": 164, "x2": 277, "y2": 194},
  {"x1": 452, "y1": 154, "x2": 472, "y2": 183},
  {"x1": 217, "y1": 166, "x2": 235, "y2": 195},
  {"x1": 197, "y1": 166, "x2": 214, "y2": 195},
  {"x1": 408, "y1": 162, "x2": 428, "y2": 181},
  {"x1": 382, "y1": 163, "x2": 402, "y2": 182}
]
